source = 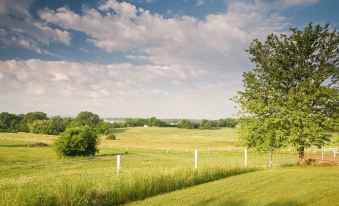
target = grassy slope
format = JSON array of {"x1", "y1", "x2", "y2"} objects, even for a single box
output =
[
  {"x1": 101, "y1": 127, "x2": 240, "y2": 150},
  {"x1": 0, "y1": 128, "x2": 298, "y2": 179},
  {"x1": 129, "y1": 167, "x2": 339, "y2": 206}
]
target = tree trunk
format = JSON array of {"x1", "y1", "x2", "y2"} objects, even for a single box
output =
[{"x1": 297, "y1": 147, "x2": 305, "y2": 162}]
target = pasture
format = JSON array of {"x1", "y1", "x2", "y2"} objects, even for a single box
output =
[{"x1": 0, "y1": 127, "x2": 338, "y2": 205}]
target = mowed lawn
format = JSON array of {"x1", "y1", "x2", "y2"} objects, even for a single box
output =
[{"x1": 129, "y1": 167, "x2": 339, "y2": 206}]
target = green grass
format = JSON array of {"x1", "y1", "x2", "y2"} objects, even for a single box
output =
[
  {"x1": 0, "y1": 166, "x2": 256, "y2": 206},
  {"x1": 128, "y1": 167, "x2": 339, "y2": 206},
  {"x1": 101, "y1": 127, "x2": 240, "y2": 150},
  {"x1": 0, "y1": 128, "x2": 338, "y2": 206}
]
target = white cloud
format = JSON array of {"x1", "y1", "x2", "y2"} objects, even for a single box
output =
[
  {"x1": 39, "y1": 0, "x2": 289, "y2": 73},
  {"x1": 0, "y1": 59, "x2": 238, "y2": 118},
  {"x1": 1, "y1": 0, "x2": 321, "y2": 118},
  {"x1": 0, "y1": 0, "x2": 71, "y2": 53},
  {"x1": 278, "y1": 0, "x2": 319, "y2": 7}
]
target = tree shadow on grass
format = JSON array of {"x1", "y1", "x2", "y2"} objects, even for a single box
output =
[
  {"x1": 108, "y1": 128, "x2": 128, "y2": 134},
  {"x1": 198, "y1": 199, "x2": 246, "y2": 206},
  {"x1": 195, "y1": 199, "x2": 303, "y2": 206},
  {"x1": 96, "y1": 152, "x2": 128, "y2": 157},
  {"x1": 265, "y1": 200, "x2": 304, "y2": 206},
  {"x1": 0, "y1": 144, "x2": 27, "y2": 147}
]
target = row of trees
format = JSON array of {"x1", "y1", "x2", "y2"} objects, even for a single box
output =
[
  {"x1": 0, "y1": 111, "x2": 111, "y2": 135},
  {"x1": 123, "y1": 117, "x2": 237, "y2": 129},
  {"x1": 0, "y1": 111, "x2": 238, "y2": 135},
  {"x1": 0, "y1": 112, "x2": 49, "y2": 133},
  {"x1": 177, "y1": 118, "x2": 237, "y2": 129},
  {"x1": 124, "y1": 117, "x2": 171, "y2": 127}
]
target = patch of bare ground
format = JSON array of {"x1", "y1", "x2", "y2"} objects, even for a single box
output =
[{"x1": 298, "y1": 154, "x2": 338, "y2": 166}]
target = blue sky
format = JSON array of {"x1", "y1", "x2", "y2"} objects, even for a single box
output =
[{"x1": 0, "y1": 0, "x2": 338, "y2": 119}]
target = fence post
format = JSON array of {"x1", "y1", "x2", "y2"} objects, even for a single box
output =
[
  {"x1": 269, "y1": 149, "x2": 272, "y2": 169},
  {"x1": 334, "y1": 148, "x2": 337, "y2": 158},
  {"x1": 117, "y1": 155, "x2": 121, "y2": 176},
  {"x1": 244, "y1": 148, "x2": 248, "y2": 168},
  {"x1": 321, "y1": 146, "x2": 324, "y2": 161},
  {"x1": 208, "y1": 148, "x2": 210, "y2": 154},
  {"x1": 167, "y1": 148, "x2": 169, "y2": 153},
  {"x1": 194, "y1": 149, "x2": 198, "y2": 172}
]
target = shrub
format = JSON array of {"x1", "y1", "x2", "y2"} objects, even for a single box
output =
[
  {"x1": 106, "y1": 133, "x2": 116, "y2": 140},
  {"x1": 55, "y1": 126, "x2": 99, "y2": 157},
  {"x1": 30, "y1": 120, "x2": 52, "y2": 134}
]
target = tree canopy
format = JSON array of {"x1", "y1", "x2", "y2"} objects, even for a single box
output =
[{"x1": 235, "y1": 23, "x2": 338, "y2": 160}]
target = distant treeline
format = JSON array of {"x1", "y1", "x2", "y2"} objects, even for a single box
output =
[
  {"x1": 0, "y1": 111, "x2": 237, "y2": 135},
  {"x1": 123, "y1": 118, "x2": 237, "y2": 129},
  {"x1": 0, "y1": 111, "x2": 111, "y2": 135},
  {"x1": 177, "y1": 118, "x2": 237, "y2": 129}
]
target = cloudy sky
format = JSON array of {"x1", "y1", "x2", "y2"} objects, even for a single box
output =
[{"x1": 0, "y1": 0, "x2": 338, "y2": 119}]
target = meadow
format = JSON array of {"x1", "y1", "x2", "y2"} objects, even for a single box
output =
[{"x1": 0, "y1": 127, "x2": 338, "y2": 205}]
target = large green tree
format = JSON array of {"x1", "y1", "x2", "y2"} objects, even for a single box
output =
[
  {"x1": 235, "y1": 23, "x2": 338, "y2": 160},
  {"x1": 75, "y1": 111, "x2": 100, "y2": 127}
]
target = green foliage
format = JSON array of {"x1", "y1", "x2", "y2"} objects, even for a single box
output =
[
  {"x1": 235, "y1": 23, "x2": 339, "y2": 159},
  {"x1": 95, "y1": 120, "x2": 112, "y2": 134},
  {"x1": 199, "y1": 119, "x2": 213, "y2": 129},
  {"x1": 30, "y1": 116, "x2": 66, "y2": 135},
  {"x1": 178, "y1": 118, "x2": 237, "y2": 130},
  {"x1": 55, "y1": 126, "x2": 99, "y2": 156},
  {"x1": 24, "y1": 111, "x2": 48, "y2": 124},
  {"x1": 0, "y1": 112, "x2": 48, "y2": 133},
  {"x1": 124, "y1": 117, "x2": 169, "y2": 127},
  {"x1": 178, "y1": 119, "x2": 196, "y2": 129},
  {"x1": 49, "y1": 116, "x2": 66, "y2": 134},
  {"x1": 217, "y1": 118, "x2": 237, "y2": 128},
  {"x1": 30, "y1": 120, "x2": 52, "y2": 134},
  {"x1": 75, "y1": 111, "x2": 100, "y2": 127},
  {"x1": 148, "y1": 117, "x2": 162, "y2": 126},
  {"x1": 0, "y1": 112, "x2": 23, "y2": 132}
]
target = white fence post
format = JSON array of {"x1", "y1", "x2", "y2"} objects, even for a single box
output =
[
  {"x1": 334, "y1": 148, "x2": 337, "y2": 158},
  {"x1": 269, "y1": 149, "x2": 272, "y2": 169},
  {"x1": 208, "y1": 148, "x2": 210, "y2": 154},
  {"x1": 321, "y1": 146, "x2": 324, "y2": 161},
  {"x1": 194, "y1": 149, "x2": 198, "y2": 172},
  {"x1": 167, "y1": 148, "x2": 169, "y2": 153},
  {"x1": 244, "y1": 148, "x2": 248, "y2": 168},
  {"x1": 117, "y1": 155, "x2": 121, "y2": 176}
]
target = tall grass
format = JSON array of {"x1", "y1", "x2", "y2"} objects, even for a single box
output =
[{"x1": 0, "y1": 167, "x2": 256, "y2": 206}]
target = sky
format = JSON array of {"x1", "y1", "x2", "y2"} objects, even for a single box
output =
[{"x1": 0, "y1": 0, "x2": 338, "y2": 119}]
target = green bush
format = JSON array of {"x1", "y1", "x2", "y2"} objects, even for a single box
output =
[
  {"x1": 30, "y1": 120, "x2": 52, "y2": 134},
  {"x1": 106, "y1": 133, "x2": 116, "y2": 140},
  {"x1": 55, "y1": 126, "x2": 99, "y2": 157}
]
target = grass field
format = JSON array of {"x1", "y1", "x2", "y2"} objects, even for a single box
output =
[
  {"x1": 129, "y1": 167, "x2": 339, "y2": 206},
  {"x1": 0, "y1": 127, "x2": 338, "y2": 205}
]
